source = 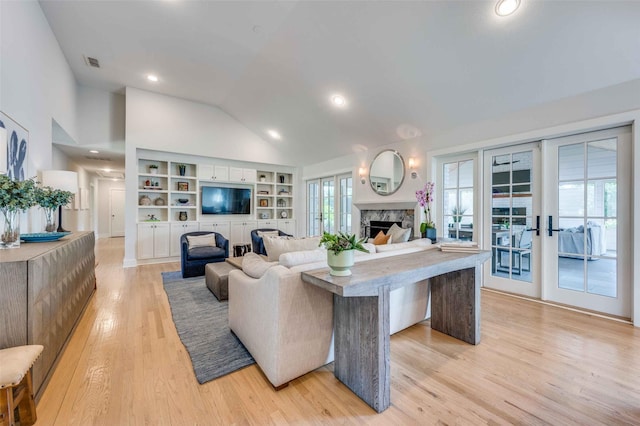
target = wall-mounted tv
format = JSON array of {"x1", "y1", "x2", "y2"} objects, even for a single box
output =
[{"x1": 201, "y1": 186, "x2": 251, "y2": 215}]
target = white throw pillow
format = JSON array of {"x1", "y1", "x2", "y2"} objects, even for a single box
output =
[
  {"x1": 257, "y1": 230, "x2": 280, "y2": 238},
  {"x1": 263, "y1": 235, "x2": 322, "y2": 262},
  {"x1": 387, "y1": 223, "x2": 411, "y2": 243},
  {"x1": 186, "y1": 234, "x2": 217, "y2": 248},
  {"x1": 242, "y1": 252, "x2": 278, "y2": 279},
  {"x1": 279, "y1": 249, "x2": 326, "y2": 268}
]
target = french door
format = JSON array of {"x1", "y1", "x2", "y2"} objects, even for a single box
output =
[
  {"x1": 483, "y1": 143, "x2": 542, "y2": 298},
  {"x1": 543, "y1": 127, "x2": 631, "y2": 317},
  {"x1": 307, "y1": 174, "x2": 352, "y2": 236}
]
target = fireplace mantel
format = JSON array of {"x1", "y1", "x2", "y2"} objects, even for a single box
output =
[{"x1": 354, "y1": 201, "x2": 416, "y2": 210}]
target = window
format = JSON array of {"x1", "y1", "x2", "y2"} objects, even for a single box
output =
[
  {"x1": 306, "y1": 173, "x2": 352, "y2": 235},
  {"x1": 442, "y1": 159, "x2": 475, "y2": 240}
]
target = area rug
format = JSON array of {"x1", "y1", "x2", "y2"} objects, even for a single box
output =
[{"x1": 161, "y1": 271, "x2": 255, "y2": 384}]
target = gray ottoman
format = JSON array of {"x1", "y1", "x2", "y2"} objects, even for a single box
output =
[{"x1": 205, "y1": 262, "x2": 236, "y2": 301}]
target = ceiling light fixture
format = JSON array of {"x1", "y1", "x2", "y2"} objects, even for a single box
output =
[
  {"x1": 331, "y1": 94, "x2": 347, "y2": 107},
  {"x1": 147, "y1": 74, "x2": 159, "y2": 82},
  {"x1": 89, "y1": 149, "x2": 99, "y2": 154},
  {"x1": 495, "y1": 0, "x2": 520, "y2": 16},
  {"x1": 267, "y1": 130, "x2": 281, "y2": 140}
]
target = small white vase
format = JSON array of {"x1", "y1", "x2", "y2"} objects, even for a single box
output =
[
  {"x1": 1, "y1": 209, "x2": 20, "y2": 249},
  {"x1": 327, "y1": 250, "x2": 354, "y2": 276}
]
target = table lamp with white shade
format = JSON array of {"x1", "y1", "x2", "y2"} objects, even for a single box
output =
[{"x1": 41, "y1": 170, "x2": 78, "y2": 232}]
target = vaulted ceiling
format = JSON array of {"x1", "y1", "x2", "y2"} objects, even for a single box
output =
[{"x1": 40, "y1": 0, "x2": 640, "y2": 167}]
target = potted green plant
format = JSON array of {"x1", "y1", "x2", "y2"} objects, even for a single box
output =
[
  {"x1": 0, "y1": 175, "x2": 38, "y2": 248},
  {"x1": 451, "y1": 206, "x2": 466, "y2": 226},
  {"x1": 416, "y1": 181, "x2": 436, "y2": 242},
  {"x1": 149, "y1": 164, "x2": 159, "y2": 174},
  {"x1": 35, "y1": 186, "x2": 74, "y2": 232},
  {"x1": 319, "y1": 231, "x2": 368, "y2": 276}
]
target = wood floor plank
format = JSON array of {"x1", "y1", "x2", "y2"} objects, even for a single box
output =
[{"x1": 35, "y1": 237, "x2": 640, "y2": 425}]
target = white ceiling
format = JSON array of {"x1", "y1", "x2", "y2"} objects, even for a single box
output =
[{"x1": 39, "y1": 0, "x2": 640, "y2": 169}]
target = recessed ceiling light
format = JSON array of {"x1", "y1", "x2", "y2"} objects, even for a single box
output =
[
  {"x1": 495, "y1": 0, "x2": 520, "y2": 16},
  {"x1": 104, "y1": 168, "x2": 112, "y2": 173},
  {"x1": 331, "y1": 94, "x2": 347, "y2": 107},
  {"x1": 147, "y1": 74, "x2": 159, "y2": 82},
  {"x1": 267, "y1": 130, "x2": 281, "y2": 140},
  {"x1": 89, "y1": 149, "x2": 99, "y2": 154}
]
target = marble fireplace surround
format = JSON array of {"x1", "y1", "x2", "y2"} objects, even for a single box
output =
[{"x1": 358, "y1": 205, "x2": 416, "y2": 239}]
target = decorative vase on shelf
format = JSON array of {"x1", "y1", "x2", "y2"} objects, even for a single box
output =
[
  {"x1": 178, "y1": 165, "x2": 186, "y2": 176},
  {"x1": 179, "y1": 211, "x2": 188, "y2": 221},
  {"x1": 1, "y1": 210, "x2": 21, "y2": 249},
  {"x1": 327, "y1": 250, "x2": 355, "y2": 277},
  {"x1": 44, "y1": 207, "x2": 57, "y2": 232}
]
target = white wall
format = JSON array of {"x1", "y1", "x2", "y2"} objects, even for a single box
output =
[
  {"x1": 78, "y1": 86, "x2": 125, "y2": 150},
  {"x1": 1, "y1": 1, "x2": 79, "y2": 232},
  {"x1": 123, "y1": 88, "x2": 300, "y2": 265}
]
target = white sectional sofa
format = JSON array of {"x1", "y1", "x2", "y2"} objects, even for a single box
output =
[{"x1": 228, "y1": 238, "x2": 436, "y2": 388}]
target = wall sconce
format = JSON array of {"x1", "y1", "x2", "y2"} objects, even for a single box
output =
[
  {"x1": 409, "y1": 157, "x2": 418, "y2": 179},
  {"x1": 359, "y1": 167, "x2": 366, "y2": 184}
]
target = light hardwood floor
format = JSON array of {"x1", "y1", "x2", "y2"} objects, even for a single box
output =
[{"x1": 36, "y1": 237, "x2": 640, "y2": 425}]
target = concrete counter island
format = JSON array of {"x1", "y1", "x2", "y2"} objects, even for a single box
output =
[{"x1": 302, "y1": 248, "x2": 491, "y2": 413}]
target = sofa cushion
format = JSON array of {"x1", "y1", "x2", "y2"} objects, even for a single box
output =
[
  {"x1": 187, "y1": 246, "x2": 225, "y2": 260},
  {"x1": 186, "y1": 234, "x2": 217, "y2": 248},
  {"x1": 263, "y1": 236, "x2": 322, "y2": 262},
  {"x1": 387, "y1": 223, "x2": 411, "y2": 243},
  {"x1": 373, "y1": 231, "x2": 391, "y2": 245},
  {"x1": 257, "y1": 230, "x2": 280, "y2": 238},
  {"x1": 359, "y1": 242, "x2": 376, "y2": 254},
  {"x1": 279, "y1": 249, "x2": 327, "y2": 268},
  {"x1": 242, "y1": 252, "x2": 278, "y2": 278}
]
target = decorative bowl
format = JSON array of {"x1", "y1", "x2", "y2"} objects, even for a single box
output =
[{"x1": 177, "y1": 198, "x2": 189, "y2": 203}]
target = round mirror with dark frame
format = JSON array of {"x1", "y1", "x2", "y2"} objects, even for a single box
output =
[{"x1": 369, "y1": 150, "x2": 406, "y2": 195}]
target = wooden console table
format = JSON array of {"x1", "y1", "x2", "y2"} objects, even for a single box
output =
[
  {"x1": 301, "y1": 249, "x2": 491, "y2": 413},
  {"x1": 0, "y1": 231, "x2": 95, "y2": 399}
]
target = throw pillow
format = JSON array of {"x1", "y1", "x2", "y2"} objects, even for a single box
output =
[
  {"x1": 186, "y1": 234, "x2": 217, "y2": 248},
  {"x1": 257, "y1": 230, "x2": 280, "y2": 238},
  {"x1": 242, "y1": 252, "x2": 278, "y2": 279},
  {"x1": 263, "y1": 235, "x2": 322, "y2": 262},
  {"x1": 373, "y1": 231, "x2": 391, "y2": 245},
  {"x1": 387, "y1": 223, "x2": 411, "y2": 243}
]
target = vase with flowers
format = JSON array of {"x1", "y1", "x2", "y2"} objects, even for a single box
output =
[
  {"x1": 0, "y1": 175, "x2": 38, "y2": 248},
  {"x1": 35, "y1": 186, "x2": 74, "y2": 232},
  {"x1": 416, "y1": 181, "x2": 437, "y2": 242}
]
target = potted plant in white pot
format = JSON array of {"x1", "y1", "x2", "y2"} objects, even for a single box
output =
[
  {"x1": 35, "y1": 186, "x2": 74, "y2": 232},
  {"x1": 148, "y1": 164, "x2": 159, "y2": 174},
  {"x1": 319, "y1": 231, "x2": 368, "y2": 276},
  {"x1": 0, "y1": 175, "x2": 37, "y2": 248}
]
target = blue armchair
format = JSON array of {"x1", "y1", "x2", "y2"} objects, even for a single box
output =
[
  {"x1": 181, "y1": 231, "x2": 229, "y2": 278},
  {"x1": 250, "y1": 228, "x2": 293, "y2": 256}
]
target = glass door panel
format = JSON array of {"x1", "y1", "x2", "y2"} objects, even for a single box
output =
[
  {"x1": 545, "y1": 127, "x2": 630, "y2": 318},
  {"x1": 484, "y1": 143, "x2": 540, "y2": 298}
]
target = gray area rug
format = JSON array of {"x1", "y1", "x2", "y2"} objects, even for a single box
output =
[{"x1": 161, "y1": 271, "x2": 254, "y2": 384}]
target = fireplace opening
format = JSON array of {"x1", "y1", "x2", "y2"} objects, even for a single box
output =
[{"x1": 368, "y1": 221, "x2": 402, "y2": 238}]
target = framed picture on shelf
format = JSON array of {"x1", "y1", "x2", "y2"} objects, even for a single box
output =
[
  {"x1": 177, "y1": 181, "x2": 189, "y2": 191},
  {"x1": 259, "y1": 199, "x2": 268, "y2": 207}
]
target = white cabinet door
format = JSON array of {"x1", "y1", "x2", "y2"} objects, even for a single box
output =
[
  {"x1": 137, "y1": 223, "x2": 156, "y2": 259},
  {"x1": 278, "y1": 219, "x2": 296, "y2": 236},
  {"x1": 214, "y1": 166, "x2": 229, "y2": 181},
  {"x1": 257, "y1": 220, "x2": 278, "y2": 229},
  {"x1": 199, "y1": 164, "x2": 229, "y2": 181},
  {"x1": 153, "y1": 223, "x2": 171, "y2": 258},
  {"x1": 230, "y1": 221, "x2": 257, "y2": 246},
  {"x1": 170, "y1": 222, "x2": 199, "y2": 257},
  {"x1": 138, "y1": 223, "x2": 171, "y2": 259},
  {"x1": 199, "y1": 221, "x2": 230, "y2": 239},
  {"x1": 198, "y1": 164, "x2": 214, "y2": 180},
  {"x1": 229, "y1": 167, "x2": 256, "y2": 183}
]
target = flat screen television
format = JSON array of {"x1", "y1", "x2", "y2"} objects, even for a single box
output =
[{"x1": 201, "y1": 186, "x2": 251, "y2": 215}]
